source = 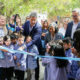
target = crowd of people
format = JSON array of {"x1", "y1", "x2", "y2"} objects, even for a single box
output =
[{"x1": 0, "y1": 8, "x2": 80, "y2": 80}]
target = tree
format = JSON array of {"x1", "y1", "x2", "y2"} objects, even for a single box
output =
[{"x1": 0, "y1": 0, "x2": 80, "y2": 18}]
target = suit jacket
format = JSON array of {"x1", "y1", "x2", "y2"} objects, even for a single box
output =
[
  {"x1": 65, "y1": 21, "x2": 80, "y2": 38},
  {"x1": 23, "y1": 21, "x2": 42, "y2": 53}
]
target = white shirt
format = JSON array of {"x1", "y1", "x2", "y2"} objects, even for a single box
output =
[
  {"x1": 71, "y1": 22, "x2": 78, "y2": 39},
  {"x1": 58, "y1": 27, "x2": 66, "y2": 37}
]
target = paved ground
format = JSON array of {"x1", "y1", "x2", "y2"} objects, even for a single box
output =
[{"x1": 39, "y1": 60, "x2": 45, "y2": 80}]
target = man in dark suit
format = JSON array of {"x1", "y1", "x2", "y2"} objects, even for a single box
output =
[
  {"x1": 23, "y1": 12, "x2": 42, "y2": 80},
  {"x1": 65, "y1": 9, "x2": 80, "y2": 39},
  {"x1": 65, "y1": 9, "x2": 80, "y2": 80},
  {"x1": 23, "y1": 12, "x2": 42, "y2": 49}
]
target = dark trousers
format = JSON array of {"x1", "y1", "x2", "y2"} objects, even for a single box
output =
[
  {"x1": 14, "y1": 70, "x2": 25, "y2": 80},
  {"x1": 35, "y1": 59, "x2": 39, "y2": 80},
  {"x1": 0, "y1": 67, "x2": 14, "y2": 80},
  {"x1": 68, "y1": 78, "x2": 75, "y2": 80}
]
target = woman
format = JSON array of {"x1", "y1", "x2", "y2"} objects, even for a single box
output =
[
  {"x1": 6, "y1": 15, "x2": 15, "y2": 34},
  {"x1": 15, "y1": 16, "x2": 23, "y2": 32},
  {"x1": 41, "y1": 20, "x2": 49, "y2": 55},
  {"x1": 45, "y1": 22, "x2": 63, "y2": 44},
  {"x1": 0, "y1": 15, "x2": 7, "y2": 37},
  {"x1": 7, "y1": 14, "x2": 23, "y2": 34}
]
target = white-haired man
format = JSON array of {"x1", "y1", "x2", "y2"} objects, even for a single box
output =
[
  {"x1": 65, "y1": 9, "x2": 80, "y2": 80},
  {"x1": 65, "y1": 9, "x2": 80, "y2": 39}
]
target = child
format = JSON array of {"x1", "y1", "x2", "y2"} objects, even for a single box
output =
[
  {"x1": 42, "y1": 42, "x2": 68, "y2": 80},
  {"x1": 63, "y1": 37, "x2": 73, "y2": 62},
  {"x1": 0, "y1": 37, "x2": 4, "y2": 59},
  {"x1": 10, "y1": 33, "x2": 18, "y2": 47},
  {"x1": 0, "y1": 37, "x2": 5, "y2": 80},
  {"x1": 63, "y1": 37, "x2": 79, "y2": 80},
  {"x1": 14, "y1": 34, "x2": 27, "y2": 80},
  {"x1": 26, "y1": 36, "x2": 39, "y2": 80},
  {"x1": 0, "y1": 35, "x2": 15, "y2": 80}
]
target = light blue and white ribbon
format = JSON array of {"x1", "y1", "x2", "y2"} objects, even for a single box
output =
[{"x1": 0, "y1": 46, "x2": 80, "y2": 61}]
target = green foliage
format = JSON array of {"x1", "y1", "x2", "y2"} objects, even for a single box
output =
[{"x1": 0, "y1": 0, "x2": 80, "y2": 18}]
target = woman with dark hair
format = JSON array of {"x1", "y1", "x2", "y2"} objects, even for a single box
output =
[
  {"x1": 14, "y1": 14, "x2": 20, "y2": 23},
  {"x1": 42, "y1": 20, "x2": 49, "y2": 30},
  {"x1": 15, "y1": 17, "x2": 23, "y2": 32},
  {"x1": 41, "y1": 20, "x2": 49, "y2": 55},
  {"x1": 6, "y1": 15, "x2": 15, "y2": 34},
  {"x1": 41, "y1": 20, "x2": 49, "y2": 39},
  {"x1": 14, "y1": 14, "x2": 23, "y2": 33},
  {"x1": 7, "y1": 14, "x2": 23, "y2": 34},
  {"x1": 45, "y1": 22, "x2": 63, "y2": 44},
  {"x1": 42, "y1": 42, "x2": 68, "y2": 80}
]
